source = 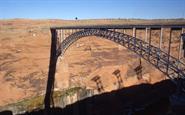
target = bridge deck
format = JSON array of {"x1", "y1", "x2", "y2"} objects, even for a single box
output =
[{"x1": 51, "y1": 24, "x2": 185, "y2": 29}]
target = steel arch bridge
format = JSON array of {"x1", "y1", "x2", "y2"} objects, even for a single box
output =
[{"x1": 44, "y1": 25, "x2": 185, "y2": 109}]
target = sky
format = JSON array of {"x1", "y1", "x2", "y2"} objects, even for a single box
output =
[{"x1": 0, "y1": 0, "x2": 185, "y2": 19}]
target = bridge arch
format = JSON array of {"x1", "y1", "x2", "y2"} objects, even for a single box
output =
[{"x1": 57, "y1": 29, "x2": 185, "y2": 81}]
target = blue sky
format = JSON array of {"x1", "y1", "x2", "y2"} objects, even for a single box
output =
[{"x1": 0, "y1": 0, "x2": 185, "y2": 19}]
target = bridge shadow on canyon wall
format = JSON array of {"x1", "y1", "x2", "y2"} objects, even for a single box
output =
[{"x1": 1, "y1": 79, "x2": 184, "y2": 115}]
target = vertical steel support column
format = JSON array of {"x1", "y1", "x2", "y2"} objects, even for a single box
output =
[
  {"x1": 177, "y1": 28, "x2": 184, "y2": 90},
  {"x1": 128, "y1": 29, "x2": 131, "y2": 49},
  {"x1": 140, "y1": 41, "x2": 143, "y2": 56},
  {"x1": 145, "y1": 28, "x2": 148, "y2": 42},
  {"x1": 63, "y1": 29, "x2": 66, "y2": 40},
  {"x1": 56, "y1": 29, "x2": 61, "y2": 49},
  {"x1": 61, "y1": 29, "x2": 64, "y2": 41},
  {"x1": 133, "y1": 27, "x2": 136, "y2": 37},
  {"x1": 178, "y1": 28, "x2": 184, "y2": 60},
  {"x1": 159, "y1": 28, "x2": 163, "y2": 49},
  {"x1": 63, "y1": 29, "x2": 65, "y2": 40},
  {"x1": 59, "y1": 29, "x2": 62, "y2": 42},
  {"x1": 167, "y1": 28, "x2": 172, "y2": 73},
  {"x1": 133, "y1": 27, "x2": 136, "y2": 50},
  {"x1": 65, "y1": 29, "x2": 67, "y2": 38},
  {"x1": 148, "y1": 28, "x2": 151, "y2": 60},
  {"x1": 157, "y1": 28, "x2": 163, "y2": 66}
]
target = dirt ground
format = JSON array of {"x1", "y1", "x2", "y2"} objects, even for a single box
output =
[{"x1": 0, "y1": 19, "x2": 184, "y2": 106}]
